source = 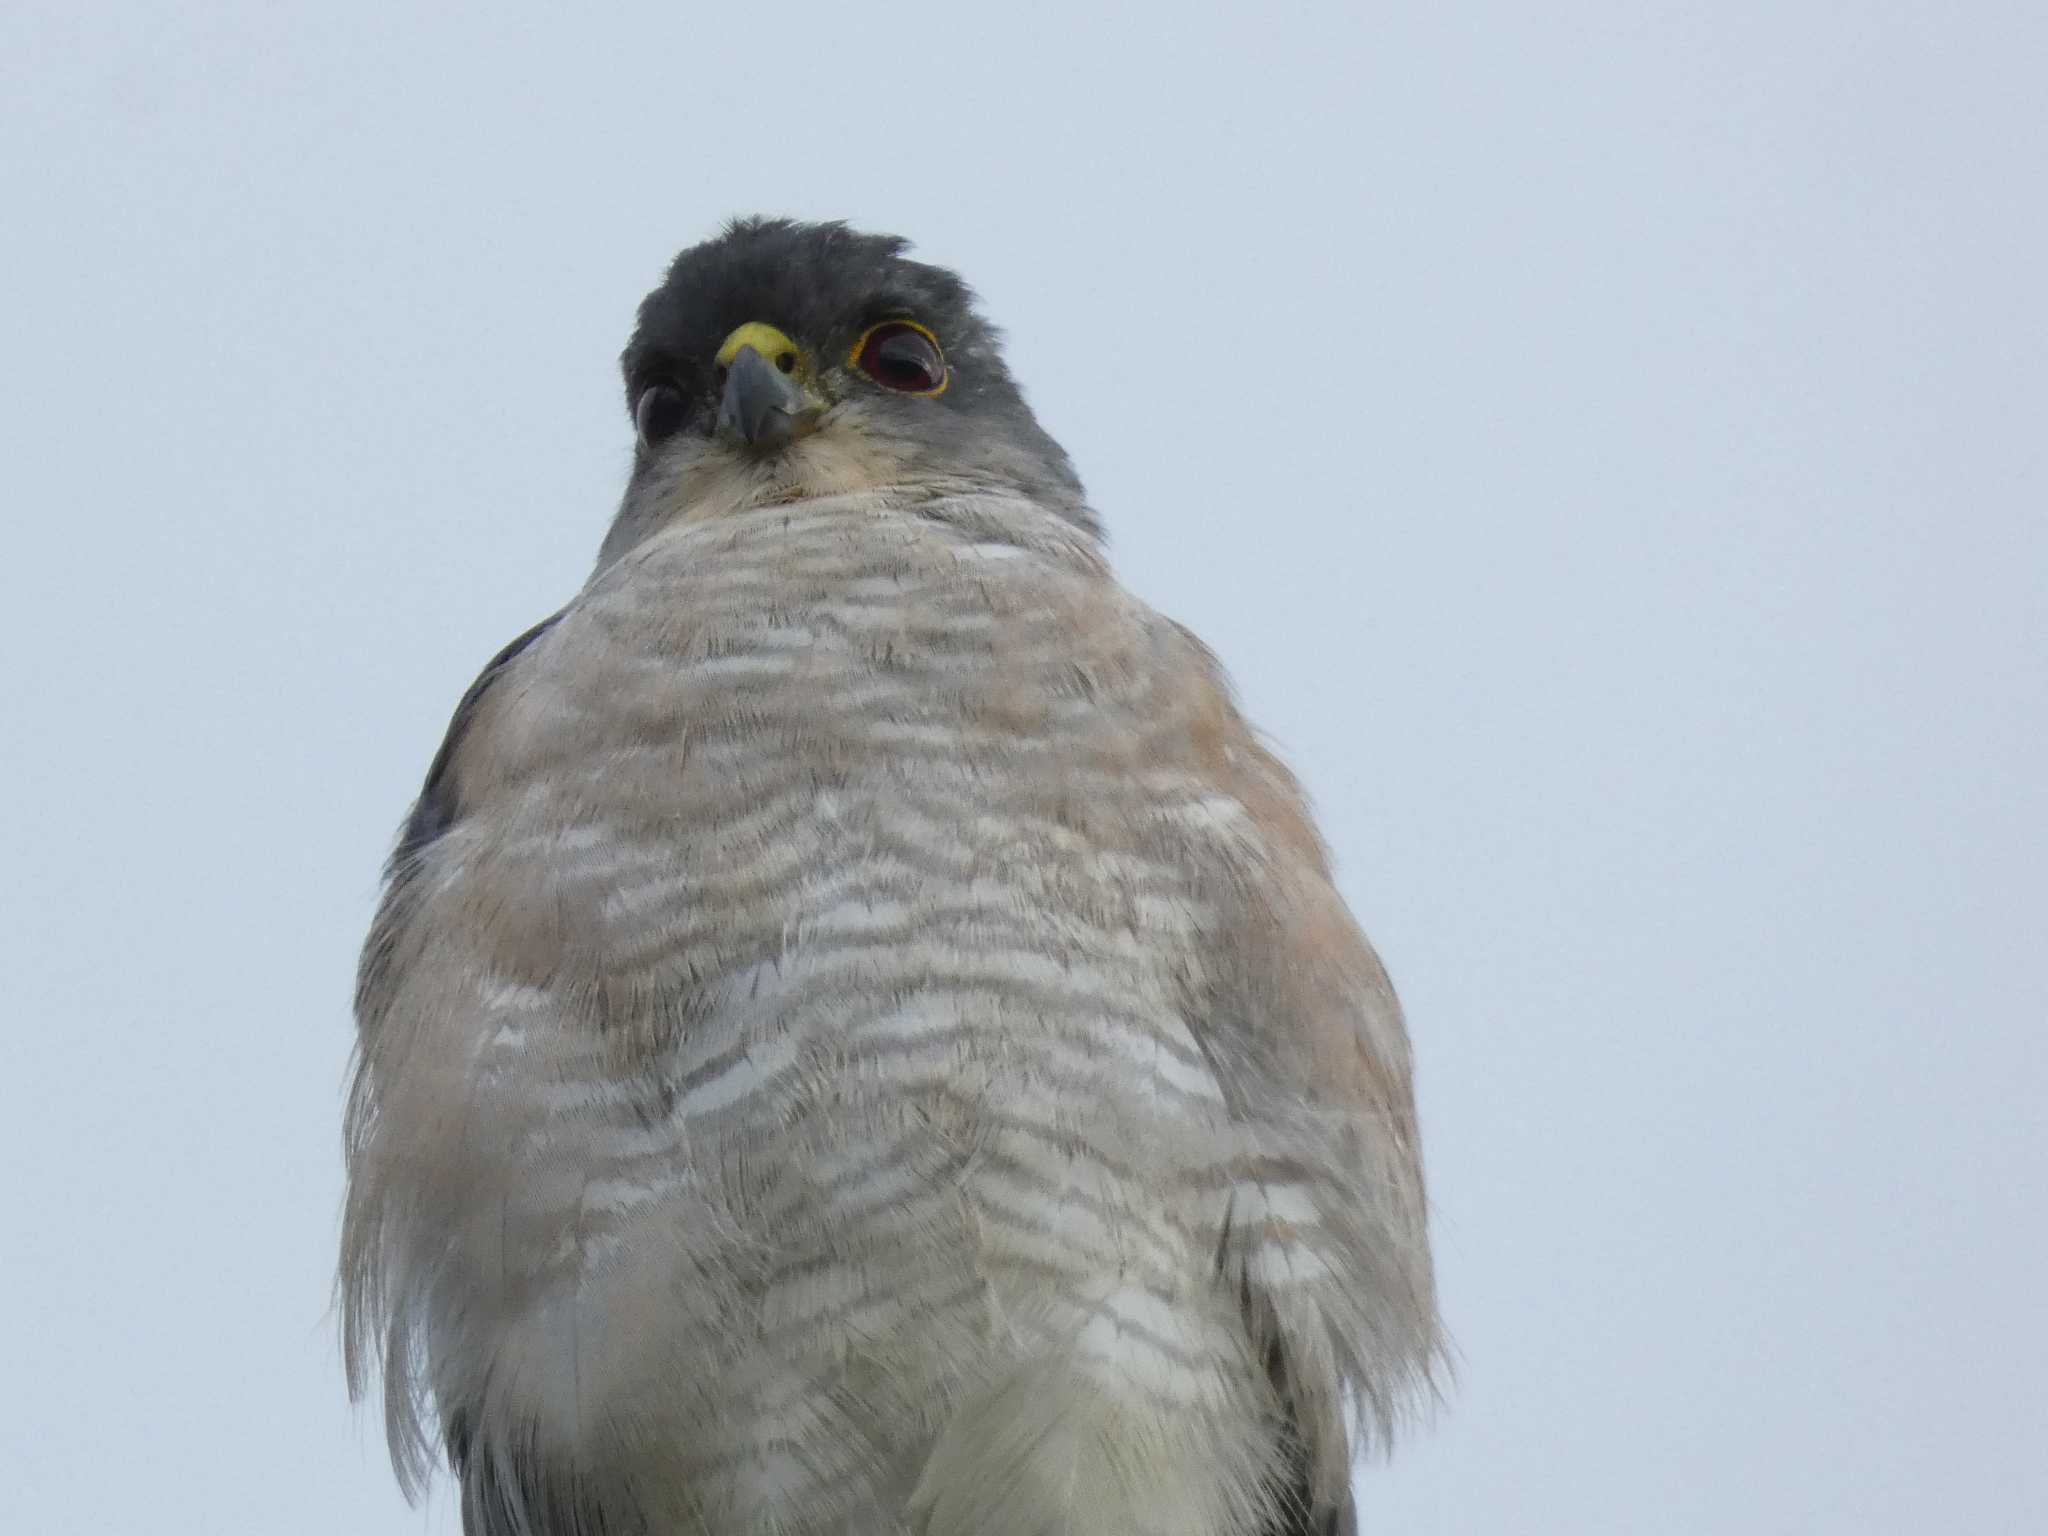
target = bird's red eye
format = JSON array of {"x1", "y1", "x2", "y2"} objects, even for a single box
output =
[{"x1": 852, "y1": 321, "x2": 947, "y2": 395}]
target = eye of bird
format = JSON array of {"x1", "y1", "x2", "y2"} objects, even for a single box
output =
[
  {"x1": 635, "y1": 382, "x2": 687, "y2": 448},
  {"x1": 852, "y1": 321, "x2": 947, "y2": 395}
]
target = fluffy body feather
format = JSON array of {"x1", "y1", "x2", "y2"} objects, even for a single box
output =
[{"x1": 344, "y1": 221, "x2": 1438, "y2": 1536}]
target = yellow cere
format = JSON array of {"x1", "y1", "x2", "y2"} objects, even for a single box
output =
[{"x1": 715, "y1": 321, "x2": 807, "y2": 376}]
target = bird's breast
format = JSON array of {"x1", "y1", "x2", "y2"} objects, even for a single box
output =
[{"x1": 417, "y1": 496, "x2": 1266, "y2": 1464}]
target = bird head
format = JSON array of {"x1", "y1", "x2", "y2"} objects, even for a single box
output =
[{"x1": 602, "y1": 218, "x2": 1093, "y2": 565}]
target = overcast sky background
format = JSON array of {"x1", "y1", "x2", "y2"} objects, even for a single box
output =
[{"x1": 3, "y1": 4, "x2": 2042, "y2": 1532}]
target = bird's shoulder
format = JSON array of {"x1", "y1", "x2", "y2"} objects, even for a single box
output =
[{"x1": 389, "y1": 611, "x2": 565, "y2": 876}]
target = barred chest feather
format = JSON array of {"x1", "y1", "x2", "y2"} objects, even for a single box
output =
[{"x1": 349, "y1": 491, "x2": 1426, "y2": 1536}]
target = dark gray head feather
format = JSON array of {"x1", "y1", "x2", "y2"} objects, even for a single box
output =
[{"x1": 617, "y1": 217, "x2": 1093, "y2": 532}]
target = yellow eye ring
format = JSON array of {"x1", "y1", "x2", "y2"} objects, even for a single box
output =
[{"x1": 849, "y1": 319, "x2": 948, "y2": 396}]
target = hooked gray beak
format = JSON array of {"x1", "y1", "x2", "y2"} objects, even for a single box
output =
[{"x1": 716, "y1": 345, "x2": 823, "y2": 451}]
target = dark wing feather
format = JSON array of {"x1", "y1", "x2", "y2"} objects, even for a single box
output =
[
  {"x1": 393, "y1": 612, "x2": 564, "y2": 870},
  {"x1": 447, "y1": 1409, "x2": 629, "y2": 1536},
  {"x1": 354, "y1": 613, "x2": 564, "y2": 1032},
  {"x1": 1263, "y1": 1332, "x2": 1359, "y2": 1536}
]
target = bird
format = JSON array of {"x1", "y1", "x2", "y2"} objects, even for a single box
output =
[{"x1": 342, "y1": 216, "x2": 1440, "y2": 1536}]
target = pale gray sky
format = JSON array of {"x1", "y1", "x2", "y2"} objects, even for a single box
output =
[{"x1": 3, "y1": 4, "x2": 2042, "y2": 1532}]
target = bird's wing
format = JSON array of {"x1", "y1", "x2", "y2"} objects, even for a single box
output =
[
  {"x1": 1156, "y1": 623, "x2": 1441, "y2": 1532},
  {"x1": 356, "y1": 608, "x2": 568, "y2": 1041},
  {"x1": 344, "y1": 612, "x2": 574, "y2": 1503},
  {"x1": 389, "y1": 612, "x2": 565, "y2": 875}
]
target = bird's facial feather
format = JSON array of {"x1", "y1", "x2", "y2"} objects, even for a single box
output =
[{"x1": 599, "y1": 217, "x2": 1094, "y2": 565}]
